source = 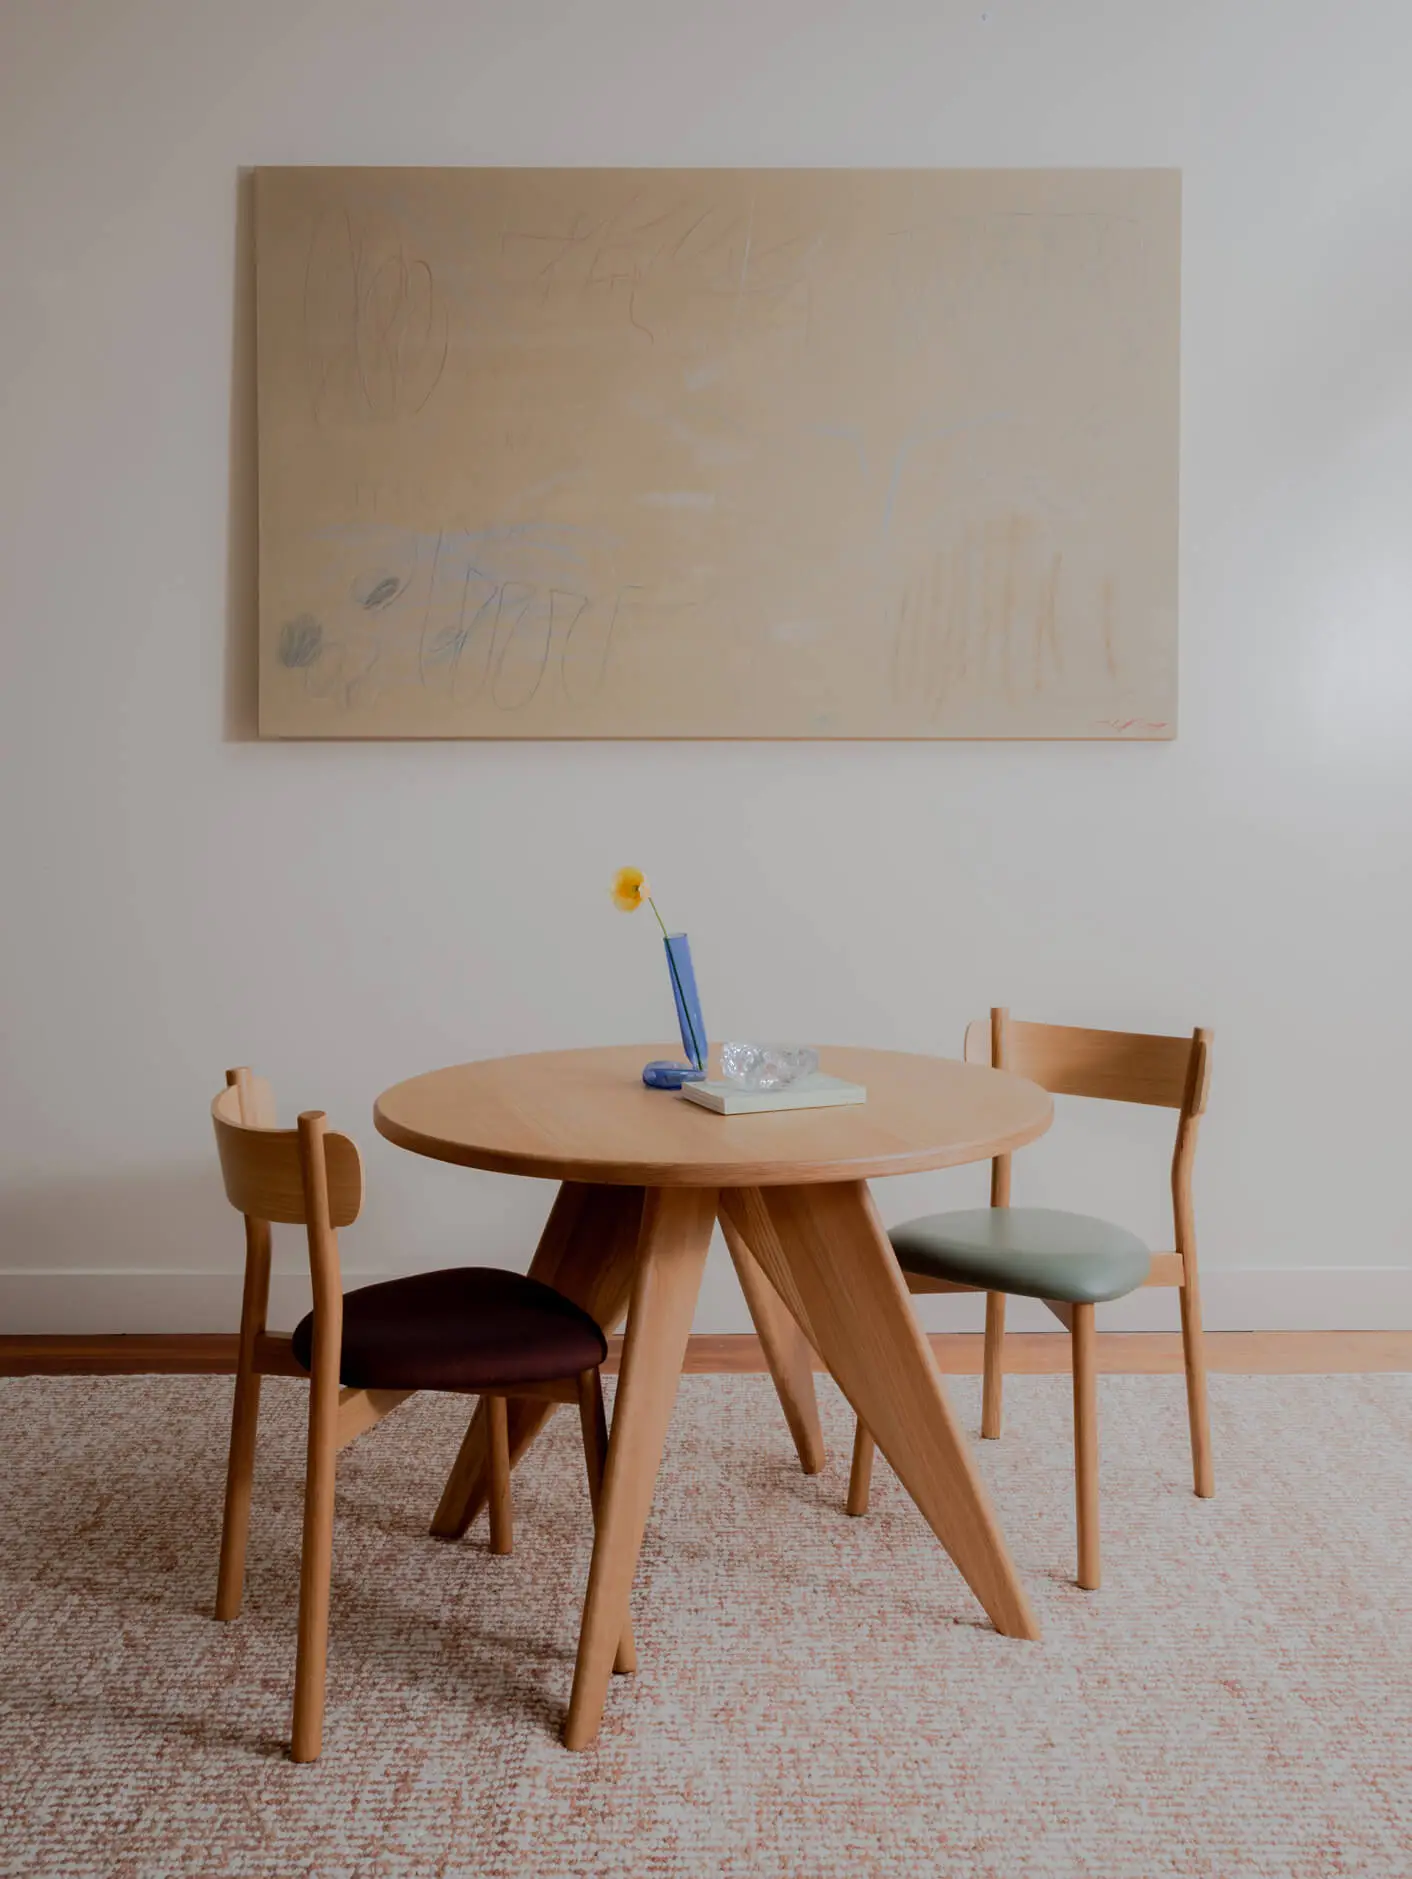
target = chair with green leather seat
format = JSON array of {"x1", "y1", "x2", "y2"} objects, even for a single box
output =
[{"x1": 846, "y1": 1009, "x2": 1214, "y2": 1591}]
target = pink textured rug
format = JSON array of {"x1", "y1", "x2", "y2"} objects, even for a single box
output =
[{"x1": 1, "y1": 1370, "x2": 1410, "y2": 1876}]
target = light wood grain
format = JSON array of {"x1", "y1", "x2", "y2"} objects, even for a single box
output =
[
  {"x1": 214, "y1": 1208, "x2": 272, "y2": 1621},
  {"x1": 334, "y1": 1386, "x2": 415, "y2": 1451},
  {"x1": 901, "y1": 1274, "x2": 979, "y2": 1296},
  {"x1": 210, "y1": 1074, "x2": 634, "y2": 1763},
  {"x1": 564, "y1": 1186, "x2": 718, "y2": 1750},
  {"x1": 1174, "y1": 1029, "x2": 1215, "y2": 1496},
  {"x1": 375, "y1": 1045, "x2": 1053, "y2": 1189},
  {"x1": 964, "y1": 1015, "x2": 1197, "y2": 1110},
  {"x1": 940, "y1": 1012, "x2": 1216, "y2": 1585},
  {"x1": 290, "y1": 1113, "x2": 342, "y2": 1764},
  {"x1": 253, "y1": 1332, "x2": 306, "y2": 1377},
  {"x1": 406, "y1": 1044, "x2": 1052, "y2": 1610},
  {"x1": 981, "y1": 1293, "x2": 1007, "y2": 1440},
  {"x1": 485, "y1": 1395, "x2": 513, "y2": 1556},
  {"x1": 212, "y1": 1083, "x2": 364, "y2": 1228},
  {"x1": 1071, "y1": 1302, "x2": 1100, "y2": 1590},
  {"x1": 290, "y1": 1366, "x2": 339, "y2": 1765},
  {"x1": 1143, "y1": 1253, "x2": 1185, "y2": 1287},
  {"x1": 575, "y1": 1368, "x2": 636, "y2": 1676},
  {"x1": 215, "y1": 1068, "x2": 275, "y2": 1623},
  {"x1": 981, "y1": 1011, "x2": 1011, "y2": 1440},
  {"x1": 754, "y1": 1180, "x2": 1040, "y2": 1642},
  {"x1": 718, "y1": 1187, "x2": 824, "y2": 1350},
  {"x1": 230, "y1": 1064, "x2": 277, "y2": 1129},
  {"x1": 430, "y1": 1182, "x2": 645, "y2": 1539},
  {"x1": 720, "y1": 1208, "x2": 825, "y2": 1475},
  {"x1": 846, "y1": 1422, "x2": 875, "y2": 1517},
  {"x1": 985, "y1": 1007, "x2": 1014, "y2": 1205},
  {"x1": 497, "y1": 1376, "x2": 580, "y2": 1404},
  {"x1": 962, "y1": 1017, "x2": 992, "y2": 1066}
]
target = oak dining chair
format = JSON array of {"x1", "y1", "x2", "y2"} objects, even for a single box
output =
[
  {"x1": 211, "y1": 1066, "x2": 631, "y2": 1763},
  {"x1": 846, "y1": 1011, "x2": 1214, "y2": 1591}
]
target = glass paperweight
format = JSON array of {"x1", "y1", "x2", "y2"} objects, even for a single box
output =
[{"x1": 719, "y1": 1042, "x2": 819, "y2": 1091}]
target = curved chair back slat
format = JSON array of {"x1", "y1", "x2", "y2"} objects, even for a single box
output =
[
  {"x1": 211, "y1": 1079, "x2": 364, "y2": 1229},
  {"x1": 964, "y1": 1016, "x2": 1208, "y2": 1114},
  {"x1": 226, "y1": 1069, "x2": 278, "y2": 1129}
]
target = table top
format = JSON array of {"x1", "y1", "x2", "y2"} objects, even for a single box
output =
[{"x1": 373, "y1": 1044, "x2": 1053, "y2": 1188}]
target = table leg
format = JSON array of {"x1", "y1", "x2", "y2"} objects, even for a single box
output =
[
  {"x1": 563, "y1": 1185, "x2": 717, "y2": 1749},
  {"x1": 746, "y1": 1180, "x2": 1041, "y2": 1642},
  {"x1": 430, "y1": 1181, "x2": 646, "y2": 1539},
  {"x1": 719, "y1": 1205, "x2": 825, "y2": 1475}
]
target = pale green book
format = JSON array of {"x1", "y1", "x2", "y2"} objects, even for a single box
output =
[{"x1": 679, "y1": 1074, "x2": 867, "y2": 1116}]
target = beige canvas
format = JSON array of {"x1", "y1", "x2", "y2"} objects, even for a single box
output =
[{"x1": 255, "y1": 167, "x2": 1180, "y2": 739}]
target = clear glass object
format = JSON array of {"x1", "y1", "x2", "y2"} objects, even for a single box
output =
[{"x1": 719, "y1": 1042, "x2": 819, "y2": 1090}]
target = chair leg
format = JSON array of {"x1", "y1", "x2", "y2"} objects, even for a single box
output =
[
  {"x1": 1179, "y1": 1272, "x2": 1215, "y2": 1498},
  {"x1": 215, "y1": 1366, "x2": 262, "y2": 1621},
  {"x1": 846, "y1": 1419, "x2": 875, "y2": 1517},
  {"x1": 485, "y1": 1395, "x2": 514, "y2": 1556},
  {"x1": 981, "y1": 1291, "x2": 1006, "y2": 1439},
  {"x1": 1071, "y1": 1302, "x2": 1100, "y2": 1591},
  {"x1": 575, "y1": 1368, "x2": 636, "y2": 1674},
  {"x1": 215, "y1": 1220, "x2": 271, "y2": 1622},
  {"x1": 291, "y1": 1367, "x2": 340, "y2": 1762}
]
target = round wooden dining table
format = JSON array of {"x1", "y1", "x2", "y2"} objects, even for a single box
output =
[{"x1": 374, "y1": 1042, "x2": 1053, "y2": 1749}]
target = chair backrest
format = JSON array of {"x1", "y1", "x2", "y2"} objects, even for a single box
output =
[
  {"x1": 211, "y1": 1068, "x2": 364, "y2": 1322},
  {"x1": 964, "y1": 1015, "x2": 1211, "y2": 1115},
  {"x1": 963, "y1": 1010, "x2": 1212, "y2": 1256}
]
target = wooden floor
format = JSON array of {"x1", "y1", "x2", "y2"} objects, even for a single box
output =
[{"x1": 2, "y1": 1330, "x2": 1410, "y2": 1378}]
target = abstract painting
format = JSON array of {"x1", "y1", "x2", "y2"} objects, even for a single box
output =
[{"x1": 255, "y1": 168, "x2": 1180, "y2": 738}]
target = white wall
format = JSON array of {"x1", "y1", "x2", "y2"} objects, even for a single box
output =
[{"x1": 2, "y1": 0, "x2": 1410, "y2": 1336}]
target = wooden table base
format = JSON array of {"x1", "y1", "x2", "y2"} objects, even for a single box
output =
[
  {"x1": 430, "y1": 1176, "x2": 1039, "y2": 1749},
  {"x1": 429, "y1": 1180, "x2": 825, "y2": 1539},
  {"x1": 429, "y1": 1184, "x2": 645, "y2": 1538},
  {"x1": 719, "y1": 1209, "x2": 826, "y2": 1474},
  {"x1": 563, "y1": 1186, "x2": 719, "y2": 1747},
  {"x1": 723, "y1": 1182, "x2": 1039, "y2": 1643}
]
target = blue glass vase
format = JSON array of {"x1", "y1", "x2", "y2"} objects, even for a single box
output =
[{"x1": 642, "y1": 932, "x2": 708, "y2": 1089}]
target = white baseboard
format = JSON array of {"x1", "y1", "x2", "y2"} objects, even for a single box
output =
[
  {"x1": 0, "y1": 1272, "x2": 329, "y2": 1336},
  {"x1": 2, "y1": 1265, "x2": 1411, "y2": 1336}
]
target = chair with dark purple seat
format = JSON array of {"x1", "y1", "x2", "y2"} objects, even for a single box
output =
[{"x1": 210, "y1": 1066, "x2": 630, "y2": 1763}]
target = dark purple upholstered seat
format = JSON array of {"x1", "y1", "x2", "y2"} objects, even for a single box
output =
[{"x1": 290, "y1": 1267, "x2": 608, "y2": 1392}]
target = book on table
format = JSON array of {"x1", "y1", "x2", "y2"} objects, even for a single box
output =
[{"x1": 679, "y1": 1074, "x2": 867, "y2": 1116}]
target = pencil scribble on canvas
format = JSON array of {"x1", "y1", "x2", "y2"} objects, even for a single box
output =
[
  {"x1": 278, "y1": 615, "x2": 323, "y2": 669},
  {"x1": 257, "y1": 168, "x2": 1179, "y2": 737},
  {"x1": 302, "y1": 210, "x2": 449, "y2": 424}
]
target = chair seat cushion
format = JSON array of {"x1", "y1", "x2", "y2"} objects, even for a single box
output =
[
  {"x1": 890, "y1": 1207, "x2": 1151, "y2": 1305},
  {"x1": 290, "y1": 1267, "x2": 608, "y2": 1392}
]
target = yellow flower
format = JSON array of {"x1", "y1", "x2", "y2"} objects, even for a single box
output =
[{"x1": 611, "y1": 867, "x2": 650, "y2": 912}]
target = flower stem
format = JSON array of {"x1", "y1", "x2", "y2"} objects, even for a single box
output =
[{"x1": 647, "y1": 895, "x2": 670, "y2": 940}]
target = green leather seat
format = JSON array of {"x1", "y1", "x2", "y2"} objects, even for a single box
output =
[{"x1": 890, "y1": 1207, "x2": 1151, "y2": 1305}]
